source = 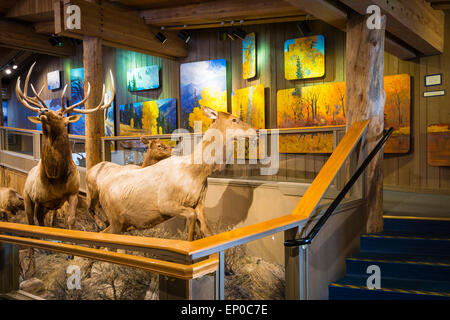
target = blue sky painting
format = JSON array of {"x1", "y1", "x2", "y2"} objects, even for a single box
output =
[
  {"x1": 180, "y1": 59, "x2": 227, "y2": 131},
  {"x1": 69, "y1": 67, "x2": 85, "y2": 135}
]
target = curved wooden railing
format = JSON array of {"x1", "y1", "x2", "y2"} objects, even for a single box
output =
[{"x1": 0, "y1": 120, "x2": 368, "y2": 296}]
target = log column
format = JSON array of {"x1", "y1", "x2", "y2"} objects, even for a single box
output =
[
  {"x1": 83, "y1": 36, "x2": 104, "y2": 169},
  {"x1": 346, "y1": 12, "x2": 386, "y2": 233}
]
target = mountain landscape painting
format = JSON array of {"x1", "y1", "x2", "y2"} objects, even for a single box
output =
[{"x1": 180, "y1": 59, "x2": 227, "y2": 132}]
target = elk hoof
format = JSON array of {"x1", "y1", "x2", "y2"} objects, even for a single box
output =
[{"x1": 66, "y1": 255, "x2": 74, "y2": 260}]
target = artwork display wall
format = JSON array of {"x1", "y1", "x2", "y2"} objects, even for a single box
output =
[
  {"x1": 180, "y1": 59, "x2": 227, "y2": 132},
  {"x1": 119, "y1": 98, "x2": 177, "y2": 136},
  {"x1": 284, "y1": 35, "x2": 325, "y2": 80},
  {"x1": 232, "y1": 84, "x2": 265, "y2": 129},
  {"x1": 127, "y1": 65, "x2": 159, "y2": 91},
  {"x1": 243, "y1": 33, "x2": 256, "y2": 79},
  {"x1": 277, "y1": 74, "x2": 411, "y2": 154},
  {"x1": 47, "y1": 70, "x2": 61, "y2": 90},
  {"x1": 427, "y1": 124, "x2": 450, "y2": 166}
]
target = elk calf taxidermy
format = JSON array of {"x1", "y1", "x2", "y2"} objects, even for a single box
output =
[
  {"x1": 17, "y1": 63, "x2": 115, "y2": 229},
  {"x1": 0, "y1": 187, "x2": 24, "y2": 221},
  {"x1": 87, "y1": 138, "x2": 173, "y2": 229},
  {"x1": 87, "y1": 107, "x2": 254, "y2": 240}
]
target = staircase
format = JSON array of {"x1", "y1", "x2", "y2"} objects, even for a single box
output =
[{"x1": 329, "y1": 216, "x2": 450, "y2": 300}]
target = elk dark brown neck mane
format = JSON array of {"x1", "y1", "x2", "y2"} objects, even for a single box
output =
[{"x1": 40, "y1": 127, "x2": 73, "y2": 181}]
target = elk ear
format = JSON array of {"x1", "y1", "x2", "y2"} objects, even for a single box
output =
[
  {"x1": 140, "y1": 137, "x2": 149, "y2": 145},
  {"x1": 28, "y1": 116, "x2": 41, "y2": 124},
  {"x1": 65, "y1": 115, "x2": 82, "y2": 124},
  {"x1": 203, "y1": 107, "x2": 218, "y2": 120}
]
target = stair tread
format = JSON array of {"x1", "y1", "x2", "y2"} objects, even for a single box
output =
[
  {"x1": 332, "y1": 275, "x2": 450, "y2": 295},
  {"x1": 349, "y1": 252, "x2": 450, "y2": 265},
  {"x1": 363, "y1": 232, "x2": 450, "y2": 240}
]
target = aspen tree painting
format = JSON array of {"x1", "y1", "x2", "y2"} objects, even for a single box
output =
[
  {"x1": 126, "y1": 65, "x2": 159, "y2": 91},
  {"x1": 284, "y1": 35, "x2": 325, "y2": 80},
  {"x1": 243, "y1": 33, "x2": 256, "y2": 79},
  {"x1": 232, "y1": 84, "x2": 265, "y2": 129}
]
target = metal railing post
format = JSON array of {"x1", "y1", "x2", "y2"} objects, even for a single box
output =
[
  {"x1": 215, "y1": 251, "x2": 225, "y2": 300},
  {"x1": 300, "y1": 244, "x2": 309, "y2": 300}
]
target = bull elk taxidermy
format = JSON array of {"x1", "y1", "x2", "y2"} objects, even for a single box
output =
[
  {"x1": 87, "y1": 107, "x2": 254, "y2": 240},
  {"x1": 16, "y1": 62, "x2": 115, "y2": 229}
]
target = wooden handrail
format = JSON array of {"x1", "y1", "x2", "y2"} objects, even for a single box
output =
[
  {"x1": 0, "y1": 234, "x2": 217, "y2": 280},
  {"x1": 0, "y1": 120, "x2": 369, "y2": 262}
]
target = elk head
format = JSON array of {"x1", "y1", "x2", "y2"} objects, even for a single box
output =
[{"x1": 16, "y1": 62, "x2": 115, "y2": 137}]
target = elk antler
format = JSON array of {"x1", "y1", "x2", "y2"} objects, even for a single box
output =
[
  {"x1": 15, "y1": 62, "x2": 48, "y2": 113},
  {"x1": 16, "y1": 62, "x2": 115, "y2": 115},
  {"x1": 63, "y1": 70, "x2": 115, "y2": 115}
]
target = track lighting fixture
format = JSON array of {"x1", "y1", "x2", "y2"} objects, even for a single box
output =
[
  {"x1": 232, "y1": 28, "x2": 247, "y2": 40},
  {"x1": 49, "y1": 34, "x2": 63, "y2": 47},
  {"x1": 156, "y1": 27, "x2": 167, "y2": 44},
  {"x1": 297, "y1": 21, "x2": 311, "y2": 37},
  {"x1": 4, "y1": 68, "x2": 11, "y2": 75},
  {"x1": 178, "y1": 26, "x2": 190, "y2": 43}
]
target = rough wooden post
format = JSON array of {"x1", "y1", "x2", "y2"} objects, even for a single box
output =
[
  {"x1": 0, "y1": 242, "x2": 20, "y2": 295},
  {"x1": 346, "y1": 12, "x2": 386, "y2": 233},
  {"x1": 83, "y1": 36, "x2": 104, "y2": 169}
]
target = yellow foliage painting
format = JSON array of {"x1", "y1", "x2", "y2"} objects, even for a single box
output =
[
  {"x1": 284, "y1": 35, "x2": 325, "y2": 80},
  {"x1": 180, "y1": 59, "x2": 227, "y2": 132},
  {"x1": 277, "y1": 74, "x2": 411, "y2": 154},
  {"x1": 243, "y1": 33, "x2": 256, "y2": 79},
  {"x1": 427, "y1": 124, "x2": 450, "y2": 166},
  {"x1": 232, "y1": 84, "x2": 265, "y2": 129}
]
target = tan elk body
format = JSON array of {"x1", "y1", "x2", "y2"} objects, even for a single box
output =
[
  {"x1": 16, "y1": 63, "x2": 114, "y2": 228},
  {"x1": 87, "y1": 108, "x2": 253, "y2": 240},
  {"x1": 86, "y1": 138, "x2": 173, "y2": 228}
]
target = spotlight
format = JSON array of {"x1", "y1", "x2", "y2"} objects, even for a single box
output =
[
  {"x1": 178, "y1": 30, "x2": 191, "y2": 43},
  {"x1": 232, "y1": 28, "x2": 247, "y2": 40},
  {"x1": 225, "y1": 29, "x2": 236, "y2": 40},
  {"x1": 12, "y1": 64, "x2": 18, "y2": 70},
  {"x1": 297, "y1": 21, "x2": 311, "y2": 36},
  {"x1": 156, "y1": 32, "x2": 167, "y2": 44},
  {"x1": 4, "y1": 68, "x2": 11, "y2": 75}
]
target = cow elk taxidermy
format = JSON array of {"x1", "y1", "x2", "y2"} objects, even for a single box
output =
[
  {"x1": 16, "y1": 62, "x2": 115, "y2": 229},
  {"x1": 0, "y1": 187, "x2": 24, "y2": 221},
  {"x1": 86, "y1": 137, "x2": 173, "y2": 229},
  {"x1": 87, "y1": 107, "x2": 254, "y2": 240}
]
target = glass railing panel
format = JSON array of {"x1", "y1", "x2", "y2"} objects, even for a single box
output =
[{"x1": 2, "y1": 131, "x2": 34, "y2": 156}]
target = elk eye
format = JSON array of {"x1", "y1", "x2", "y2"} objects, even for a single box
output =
[{"x1": 232, "y1": 118, "x2": 238, "y2": 123}]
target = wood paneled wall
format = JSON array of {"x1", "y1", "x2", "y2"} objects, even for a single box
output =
[{"x1": 4, "y1": 16, "x2": 450, "y2": 193}]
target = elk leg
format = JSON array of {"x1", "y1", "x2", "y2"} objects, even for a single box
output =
[
  {"x1": 24, "y1": 194, "x2": 35, "y2": 225},
  {"x1": 35, "y1": 203, "x2": 47, "y2": 227},
  {"x1": 67, "y1": 194, "x2": 78, "y2": 230},
  {"x1": 195, "y1": 204, "x2": 212, "y2": 238},
  {"x1": 159, "y1": 204, "x2": 197, "y2": 241},
  {"x1": 87, "y1": 190, "x2": 106, "y2": 230}
]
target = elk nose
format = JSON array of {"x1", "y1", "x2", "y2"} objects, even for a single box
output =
[{"x1": 39, "y1": 109, "x2": 48, "y2": 116}]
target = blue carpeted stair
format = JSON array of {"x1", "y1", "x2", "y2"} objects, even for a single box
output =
[{"x1": 329, "y1": 216, "x2": 450, "y2": 300}]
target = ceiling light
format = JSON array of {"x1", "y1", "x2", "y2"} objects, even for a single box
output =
[
  {"x1": 12, "y1": 64, "x2": 18, "y2": 70},
  {"x1": 5, "y1": 68, "x2": 11, "y2": 75},
  {"x1": 156, "y1": 32, "x2": 167, "y2": 44},
  {"x1": 226, "y1": 29, "x2": 236, "y2": 40},
  {"x1": 232, "y1": 28, "x2": 247, "y2": 40},
  {"x1": 178, "y1": 30, "x2": 190, "y2": 43},
  {"x1": 297, "y1": 21, "x2": 311, "y2": 36}
]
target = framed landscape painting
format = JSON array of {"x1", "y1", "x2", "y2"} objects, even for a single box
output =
[
  {"x1": 232, "y1": 84, "x2": 265, "y2": 129},
  {"x1": 127, "y1": 65, "x2": 159, "y2": 91},
  {"x1": 104, "y1": 91, "x2": 115, "y2": 136},
  {"x1": 284, "y1": 35, "x2": 325, "y2": 80},
  {"x1": 47, "y1": 70, "x2": 61, "y2": 90},
  {"x1": 69, "y1": 68, "x2": 85, "y2": 135},
  {"x1": 180, "y1": 59, "x2": 227, "y2": 132},
  {"x1": 119, "y1": 98, "x2": 177, "y2": 136},
  {"x1": 243, "y1": 32, "x2": 256, "y2": 79}
]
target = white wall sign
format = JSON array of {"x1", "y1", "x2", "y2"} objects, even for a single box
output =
[{"x1": 425, "y1": 74, "x2": 442, "y2": 87}]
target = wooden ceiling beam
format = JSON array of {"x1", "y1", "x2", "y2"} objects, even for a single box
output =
[
  {"x1": 6, "y1": 0, "x2": 54, "y2": 22},
  {"x1": 139, "y1": 0, "x2": 305, "y2": 27},
  {"x1": 54, "y1": 0, "x2": 187, "y2": 59},
  {"x1": 339, "y1": 0, "x2": 444, "y2": 56},
  {"x1": 33, "y1": 21, "x2": 55, "y2": 34},
  {"x1": 0, "y1": 18, "x2": 74, "y2": 57}
]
